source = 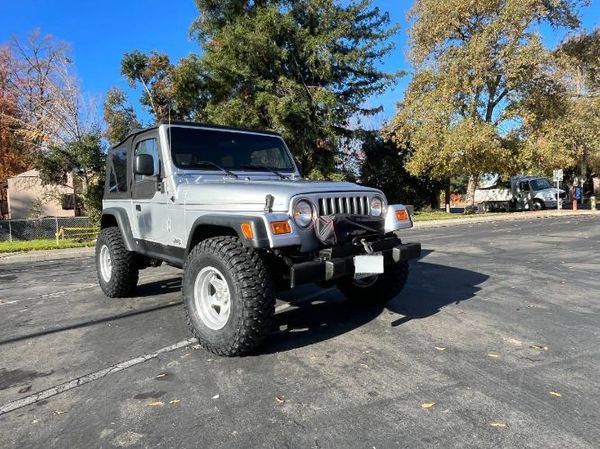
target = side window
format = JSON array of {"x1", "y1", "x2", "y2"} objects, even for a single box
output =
[
  {"x1": 134, "y1": 138, "x2": 160, "y2": 182},
  {"x1": 108, "y1": 147, "x2": 128, "y2": 193}
]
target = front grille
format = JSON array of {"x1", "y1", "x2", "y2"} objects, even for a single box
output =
[{"x1": 317, "y1": 195, "x2": 370, "y2": 216}]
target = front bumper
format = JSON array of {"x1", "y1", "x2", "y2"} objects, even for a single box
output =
[{"x1": 288, "y1": 236, "x2": 421, "y2": 288}]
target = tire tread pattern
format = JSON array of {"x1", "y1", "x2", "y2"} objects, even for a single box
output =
[
  {"x1": 96, "y1": 227, "x2": 139, "y2": 297},
  {"x1": 183, "y1": 236, "x2": 274, "y2": 356}
]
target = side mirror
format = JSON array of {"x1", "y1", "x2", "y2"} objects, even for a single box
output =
[{"x1": 134, "y1": 154, "x2": 155, "y2": 176}]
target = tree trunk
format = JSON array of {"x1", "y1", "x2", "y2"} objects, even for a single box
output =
[
  {"x1": 445, "y1": 182, "x2": 451, "y2": 213},
  {"x1": 465, "y1": 174, "x2": 478, "y2": 206}
]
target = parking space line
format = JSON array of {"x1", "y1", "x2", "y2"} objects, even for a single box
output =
[
  {"x1": 0, "y1": 338, "x2": 197, "y2": 417},
  {"x1": 0, "y1": 287, "x2": 336, "y2": 416}
]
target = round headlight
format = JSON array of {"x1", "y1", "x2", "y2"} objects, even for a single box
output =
[
  {"x1": 293, "y1": 200, "x2": 313, "y2": 227},
  {"x1": 370, "y1": 197, "x2": 384, "y2": 217}
]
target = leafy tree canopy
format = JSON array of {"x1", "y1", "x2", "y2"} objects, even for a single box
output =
[
  {"x1": 385, "y1": 0, "x2": 586, "y2": 199},
  {"x1": 103, "y1": 87, "x2": 141, "y2": 145},
  {"x1": 122, "y1": 0, "x2": 399, "y2": 176}
]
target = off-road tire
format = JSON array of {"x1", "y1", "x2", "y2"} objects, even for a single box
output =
[
  {"x1": 183, "y1": 236, "x2": 275, "y2": 356},
  {"x1": 336, "y1": 261, "x2": 409, "y2": 306},
  {"x1": 96, "y1": 227, "x2": 139, "y2": 297}
]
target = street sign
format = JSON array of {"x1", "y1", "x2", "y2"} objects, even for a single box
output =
[{"x1": 553, "y1": 169, "x2": 563, "y2": 182}]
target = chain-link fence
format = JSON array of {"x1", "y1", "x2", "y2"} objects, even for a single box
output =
[{"x1": 0, "y1": 217, "x2": 96, "y2": 242}]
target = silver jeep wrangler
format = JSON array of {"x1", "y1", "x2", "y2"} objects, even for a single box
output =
[{"x1": 96, "y1": 122, "x2": 421, "y2": 355}]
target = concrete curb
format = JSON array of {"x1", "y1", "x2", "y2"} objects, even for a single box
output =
[
  {"x1": 0, "y1": 247, "x2": 95, "y2": 266},
  {"x1": 413, "y1": 209, "x2": 598, "y2": 229}
]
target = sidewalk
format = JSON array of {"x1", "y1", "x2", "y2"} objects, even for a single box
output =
[
  {"x1": 0, "y1": 209, "x2": 597, "y2": 265},
  {"x1": 0, "y1": 246, "x2": 95, "y2": 265},
  {"x1": 413, "y1": 209, "x2": 598, "y2": 229}
]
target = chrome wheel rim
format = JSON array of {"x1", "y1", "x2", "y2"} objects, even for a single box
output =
[
  {"x1": 99, "y1": 244, "x2": 112, "y2": 282},
  {"x1": 194, "y1": 266, "x2": 231, "y2": 330}
]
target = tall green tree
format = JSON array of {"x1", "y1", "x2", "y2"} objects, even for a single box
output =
[
  {"x1": 103, "y1": 87, "x2": 141, "y2": 145},
  {"x1": 528, "y1": 28, "x2": 600, "y2": 178},
  {"x1": 35, "y1": 129, "x2": 106, "y2": 222},
  {"x1": 360, "y1": 131, "x2": 444, "y2": 209},
  {"x1": 122, "y1": 1, "x2": 399, "y2": 177},
  {"x1": 120, "y1": 51, "x2": 206, "y2": 122},
  {"x1": 385, "y1": 0, "x2": 585, "y2": 202}
]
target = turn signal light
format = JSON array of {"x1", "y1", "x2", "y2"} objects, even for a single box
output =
[
  {"x1": 270, "y1": 220, "x2": 291, "y2": 235},
  {"x1": 395, "y1": 210, "x2": 409, "y2": 221},
  {"x1": 240, "y1": 222, "x2": 254, "y2": 239}
]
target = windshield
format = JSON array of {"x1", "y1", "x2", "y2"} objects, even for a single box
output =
[
  {"x1": 168, "y1": 126, "x2": 296, "y2": 173},
  {"x1": 529, "y1": 178, "x2": 552, "y2": 190}
]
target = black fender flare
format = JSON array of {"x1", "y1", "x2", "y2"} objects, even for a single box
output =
[
  {"x1": 186, "y1": 215, "x2": 270, "y2": 255},
  {"x1": 100, "y1": 207, "x2": 136, "y2": 252}
]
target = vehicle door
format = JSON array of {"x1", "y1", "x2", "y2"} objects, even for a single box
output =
[
  {"x1": 516, "y1": 180, "x2": 532, "y2": 209},
  {"x1": 131, "y1": 132, "x2": 169, "y2": 245}
]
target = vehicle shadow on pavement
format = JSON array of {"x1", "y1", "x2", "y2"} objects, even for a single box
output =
[
  {"x1": 259, "y1": 261, "x2": 488, "y2": 354},
  {"x1": 0, "y1": 277, "x2": 183, "y2": 346}
]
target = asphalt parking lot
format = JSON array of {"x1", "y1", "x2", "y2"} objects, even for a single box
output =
[{"x1": 0, "y1": 215, "x2": 598, "y2": 449}]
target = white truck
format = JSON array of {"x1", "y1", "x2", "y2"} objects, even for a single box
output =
[{"x1": 475, "y1": 175, "x2": 567, "y2": 212}]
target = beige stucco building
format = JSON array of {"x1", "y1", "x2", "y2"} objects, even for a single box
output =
[{"x1": 6, "y1": 170, "x2": 76, "y2": 219}]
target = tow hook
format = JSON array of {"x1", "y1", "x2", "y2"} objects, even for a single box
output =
[{"x1": 360, "y1": 238, "x2": 374, "y2": 254}]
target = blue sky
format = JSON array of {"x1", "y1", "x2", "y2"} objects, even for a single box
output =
[{"x1": 1, "y1": 0, "x2": 598, "y2": 125}]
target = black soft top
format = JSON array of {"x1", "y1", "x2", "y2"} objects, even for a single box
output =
[{"x1": 111, "y1": 121, "x2": 282, "y2": 150}]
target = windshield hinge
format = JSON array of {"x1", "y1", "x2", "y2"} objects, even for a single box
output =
[{"x1": 264, "y1": 194, "x2": 274, "y2": 213}]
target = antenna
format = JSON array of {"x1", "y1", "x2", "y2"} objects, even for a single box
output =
[{"x1": 168, "y1": 103, "x2": 172, "y2": 155}]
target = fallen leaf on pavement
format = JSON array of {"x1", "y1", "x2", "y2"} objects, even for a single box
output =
[
  {"x1": 181, "y1": 352, "x2": 192, "y2": 358},
  {"x1": 359, "y1": 363, "x2": 369, "y2": 369},
  {"x1": 549, "y1": 391, "x2": 562, "y2": 397},
  {"x1": 155, "y1": 373, "x2": 168, "y2": 379},
  {"x1": 530, "y1": 344, "x2": 548, "y2": 351},
  {"x1": 421, "y1": 402, "x2": 436, "y2": 409},
  {"x1": 18, "y1": 385, "x2": 32, "y2": 393},
  {"x1": 53, "y1": 410, "x2": 66, "y2": 415},
  {"x1": 275, "y1": 395, "x2": 285, "y2": 405},
  {"x1": 212, "y1": 394, "x2": 219, "y2": 399},
  {"x1": 504, "y1": 337, "x2": 523, "y2": 347},
  {"x1": 487, "y1": 352, "x2": 500, "y2": 358},
  {"x1": 434, "y1": 346, "x2": 446, "y2": 351},
  {"x1": 169, "y1": 400, "x2": 181, "y2": 404},
  {"x1": 147, "y1": 401, "x2": 164, "y2": 407},
  {"x1": 490, "y1": 422, "x2": 507, "y2": 428}
]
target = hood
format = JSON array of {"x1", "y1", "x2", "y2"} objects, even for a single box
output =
[
  {"x1": 535, "y1": 187, "x2": 565, "y2": 198},
  {"x1": 175, "y1": 175, "x2": 381, "y2": 211}
]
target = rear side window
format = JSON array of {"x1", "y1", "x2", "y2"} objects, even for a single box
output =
[{"x1": 108, "y1": 147, "x2": 128, "y2": 193}]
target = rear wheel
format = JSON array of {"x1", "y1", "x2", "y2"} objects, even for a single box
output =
[
  {"x1": 336, "y1": 261, "x2": 409, "y2": 306},
  {"x1": 183, "y1": 236, "x2": 274, "y2": 356},
  {"x1": 96, "y1": 227, "x2": 139, "y2": 297}
]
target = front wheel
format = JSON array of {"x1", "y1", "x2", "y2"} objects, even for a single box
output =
[
  {"x1": 532, "y1": 199, "x2": 545, "y2": 211},
  {"x1": 183, "y1": 236, "x2": 274, "y2": 356},
  {"x1": 336, "y1": 261, "x2": 409, "y2": 306}
]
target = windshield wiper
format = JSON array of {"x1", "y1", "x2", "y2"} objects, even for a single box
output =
[
  {"x1": 239, "y1": 164, "x2": 286, "y2": 179},
  {"x1": 187, "y1": 161, "x2": 239, "y2": 179}
]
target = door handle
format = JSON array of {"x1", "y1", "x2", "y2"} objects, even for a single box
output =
[{"x1": 135, "y1": 204, "x2": 141, "y2": 211}]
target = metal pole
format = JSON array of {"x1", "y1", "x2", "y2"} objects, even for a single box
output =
[
  {"x1": 557, "y1": 179, "x2": 561, "y2": 210},
  {"x1": 8, "y1": 220, "x2": 11, "y2": 242}
]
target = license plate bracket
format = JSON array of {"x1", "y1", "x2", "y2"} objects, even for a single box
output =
[{"x1": 353, "y1": 254, "x2": 384, "y2": 278}]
